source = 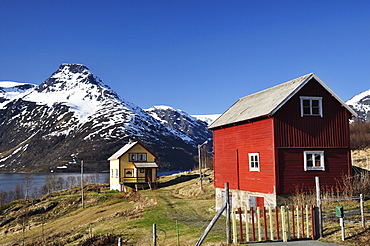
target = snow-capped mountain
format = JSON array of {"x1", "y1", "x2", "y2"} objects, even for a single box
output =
[
  {"x1": 0, "y1": 64, "x2": 209, "y2": 172},
  {"x1": 347, "y1": 89, "x2": 370, "y2": 122},
  {"x1": 0, "y1": 81, "x2": 36, "y2": 107},
  {"x1": 192, "y1": 114, "x2": 221, "y2": 126},
  {"x1": 145, "y1": 105, "x2": 212, "y2": 145}
]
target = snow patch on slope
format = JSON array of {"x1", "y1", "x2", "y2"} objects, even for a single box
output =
[
  {"x1": 0, "y1": 81, "x2": 37, "y2": 108},
  {"x1": 23, "y1": 65, "x2": 108, "y2": 123},
  {"x1": 346, "y1": 89, "x2": 370, "y2": 121},
  {"x1": 192, "y1": 114, "x2": 221, "y2": 126}
]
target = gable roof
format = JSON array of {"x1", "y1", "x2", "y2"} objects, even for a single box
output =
[
  {"x1": 209, "y1": 73, "x2": 357, "y2": 129},
  {"x1": 108, "y1": 141, "x2": 138, "y2": 160},
  {"x1": 108, "y1": 141, "x2": 157, "y2": 160}
]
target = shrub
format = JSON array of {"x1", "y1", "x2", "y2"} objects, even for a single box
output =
[{"x1": 350, "y1": 120, "x2": 370, "y2": 149}]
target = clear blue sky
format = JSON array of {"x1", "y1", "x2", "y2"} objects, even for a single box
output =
[{"x1": 1, "y1": 1, "x2": 370, "y2": 115}]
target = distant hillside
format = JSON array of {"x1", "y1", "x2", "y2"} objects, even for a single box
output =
[
  {"x1": 0, "y1": 64, "x2": 213, "y2": 172},
  {"x1": 347, "y1": 89, "x2": 370, "y2": 122}
]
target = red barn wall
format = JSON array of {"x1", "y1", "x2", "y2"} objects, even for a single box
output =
[
  {"x1": 213, "y1": 118, "x2": 276, "y2": 193},
  {"x1": 274, "y1": 79, "x2": 351, "y2": 148},
  {"x1": 213, "y1": 78, "x2": 352, "y2": 196},
  {"x1": 273, "y1": 78, "x2": 352, "y2": 194},
  {"x1": 278, "y1": 148, "x2": 350, "y2": 194}
]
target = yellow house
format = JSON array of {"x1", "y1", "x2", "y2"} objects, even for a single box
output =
[{"x1": 108, "y1": 141, "x2": 158, "y2": 191}]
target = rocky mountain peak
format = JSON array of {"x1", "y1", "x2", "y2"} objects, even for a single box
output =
[
  {"x1": 145, "y1": 105, "x2": 212, "y2": 146},
  {"x1": 20, "y1": 64, "x2": 123, "y2": 123},
  {"x1": 58, "y1": 63, "x2": 90, "y2": 74},
  {"x1": 0, "y1": 64, "x2": 212, "y2": 172},
  {"x1": 35, "y1": 63, "x2": 106, "y2": 93},
  {"x1": 347, "y1": 89, "x2": 370, "y2": 122},
  {"x1": 0, "y1": 82, "x2": 37, "y2": 108}
]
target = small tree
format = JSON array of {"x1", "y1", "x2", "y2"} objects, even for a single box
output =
[
  {"x1": 0, "y1": 190, "x2": 7, "y2": 206},
  {"x1": 23, "y1": 172, "x2": 34, "y2": 199},
  {"x1": 44, "y1": 172, "x2": 57, "y2": 195},
  {"x1": 66, "y1": 176, "x2": 78, "y2": 189},
  {"x1": 56, "y1": 177, "x2": 65, "y2": 190},
  {"x1": 6, "y1": 191, "x2": 15, "y2": 204},
  {"x1": 14, "y1": 183, "x2": 24, "y2": 200}
]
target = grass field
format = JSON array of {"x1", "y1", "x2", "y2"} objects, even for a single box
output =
[
  {"x1": 1, "y1": 166, "x2": 370, "y2": 245},
  {"x1": 0, "y1": 169, "x2": 227, "y2": 246}
]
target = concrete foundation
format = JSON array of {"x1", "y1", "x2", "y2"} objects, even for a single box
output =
[{"x1": 215, "y1": 187, "x2": 288, "y2": 211}]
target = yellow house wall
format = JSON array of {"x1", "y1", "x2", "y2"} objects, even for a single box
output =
[
  {"x1": 109, "y1": 159, "x2": 120, "y2": 190},
  {"x1": 110, "y1": 159, "x2": 120, "y2": 183},
  {"x1": 118, "y1": 144, "x2": 157, "y2": 182}
]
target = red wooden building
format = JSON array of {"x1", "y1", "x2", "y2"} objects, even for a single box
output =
[{"x1": 208, "y1": 73, "x2": 357, "y2": 207}]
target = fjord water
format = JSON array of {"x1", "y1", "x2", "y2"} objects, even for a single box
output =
[
  {"x1": 0, "y1": 171, "x2": 184, "y2": 193},
  {"x1": 0, "y1": 173, "x2": 109, "y2": 193}
]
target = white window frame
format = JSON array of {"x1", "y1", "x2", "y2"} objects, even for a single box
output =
[
  {"x1": 129, "y1": 153, "x2": 147, "y2": 162},
  {"x1": 249, "y1": 153, "x2": 260, "y2": 172},
  {"x1": 304, "y1": 151, "x2": 325, "y2": 171},
  {"x1": 300, "y1": 96, "x2": 323, "y2": 117},
  {"x1": 137, "y1": 153, "x2": 147, "y2": 161}
]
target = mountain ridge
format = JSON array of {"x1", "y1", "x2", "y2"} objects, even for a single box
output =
[
  {"x1": 0, "y1": 64, "x2": 212, "y2": 173},
  {"x1": 346, "y1": 89, "x2": 370, "y2": 122}
]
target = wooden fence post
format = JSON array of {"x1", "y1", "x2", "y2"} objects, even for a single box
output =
[
  {"x1": 296, "y1": 206, "x2": 300, "y2": 238},
  {"x1": 153, "y1": 223, "x2": 157, "y2": 246},
  {"x1": 306, "y1": 205, "x2": 310, "y2": 238},
  {"x1": 269, "y1": 206, "x2": 274, "y2": 240},
  {"x1": 238, "y1": 207, "x2": 244, "y2": 242},
  {"x1": 301, "y1": 205, "x2": 305, "y2": 238},
  {"x1": 257, "y1": 207, "x2": 262, "y2": 241},
  {"x1": 340, "y1": 217, "x2": 345, "y2": 241},
  {"x1": 291, "y1": 205, "x2": 295, "y2": 239},
  {"x1": 311, "y1": 205, "x2": 316, "y2": 240},
  {"x1": 232, "y1": 209, "x2": 237, "y2": 244},
  {"x1": 275, "y1": 206, "x2": 280, "y2": 240},
  {"x1": 263, "y1": 207, "x2": 268, "y2": 241},
  {"x1": 315, "y1": 176, "x2": 323, "y2": 238},
  {"x1": 286, "y1": 206, "x2": 291, "y2": 240},
  {"x1": 281, "y1": 206, "x2": 287, "y2": 242},
  {"x1": 245, "y1": 206, "x2": 250, "y2": 242},
  {"x1": 360, "y1": 194, "x2": 365, "y2": 228},
  {"x1": 176, "y1": 220, "x2": 180, "y2": 246},
  {"x1": 251, "y1": 207, "x2": 256, "y2": 241},
  {"x1": 225, "y1": 183, "x2": 231, "y2": 244}
]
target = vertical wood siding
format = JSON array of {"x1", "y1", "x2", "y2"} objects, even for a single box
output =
[
  {"x1": 274, "y1": 79, "x2": 351, "y2": 148},
  {"x1": 213, "y1": 78, "x2": 352, "y2": 196},
  {"x1": 273, "y1": 79, "x2": 352, "y2": 194},
  {"x1": 278, "y1": 148, "x2": 350, "y2": 194},
  {"x1": 213, "y1": 118, "x2": 276, "y2": 193}
]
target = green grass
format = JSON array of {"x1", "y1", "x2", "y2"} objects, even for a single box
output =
[{"x1": 0, "y1": 171, "x2": 226, "y2": 245}]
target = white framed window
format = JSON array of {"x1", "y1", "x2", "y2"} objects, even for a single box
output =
[
  {"x1": 249, "y1": 153, "x2": 260, "y2": 171},
  {"x1": 115, "y1": 169, "x2": 119, "y2": 178},
  {"x1": 137, "y1": 153, "x2": 147, "y2": 161},
  {"x1": 129, "y1": 153, "x2": 147, "y2": 162},
  {"x1": 304, "y1": 151, "x2": 325, "y2": 171},
  {"x1": 300, "y1": 96, "x2": 323, "y2": 117}
]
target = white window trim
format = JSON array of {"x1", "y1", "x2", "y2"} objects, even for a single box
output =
[
  {"x1": 249, "y1": 153, "x2": 260, "y2": 172},
  {"x1": 300, "y1": 96, "x2": 323, "y2": 117},
  {"x1": 304, "y1": 151, "x2": 325, "y2": 171},
  {"x1": 129, "y1": 153, "x2": 147, "y2": 162}
]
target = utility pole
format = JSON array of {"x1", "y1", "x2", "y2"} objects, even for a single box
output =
[
  {"x1": 198, "y1": 140, "x2": 208, "y2": 190},
  {"x1": 81, "y1": 160, "x2": 84, "y2": 208}
]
